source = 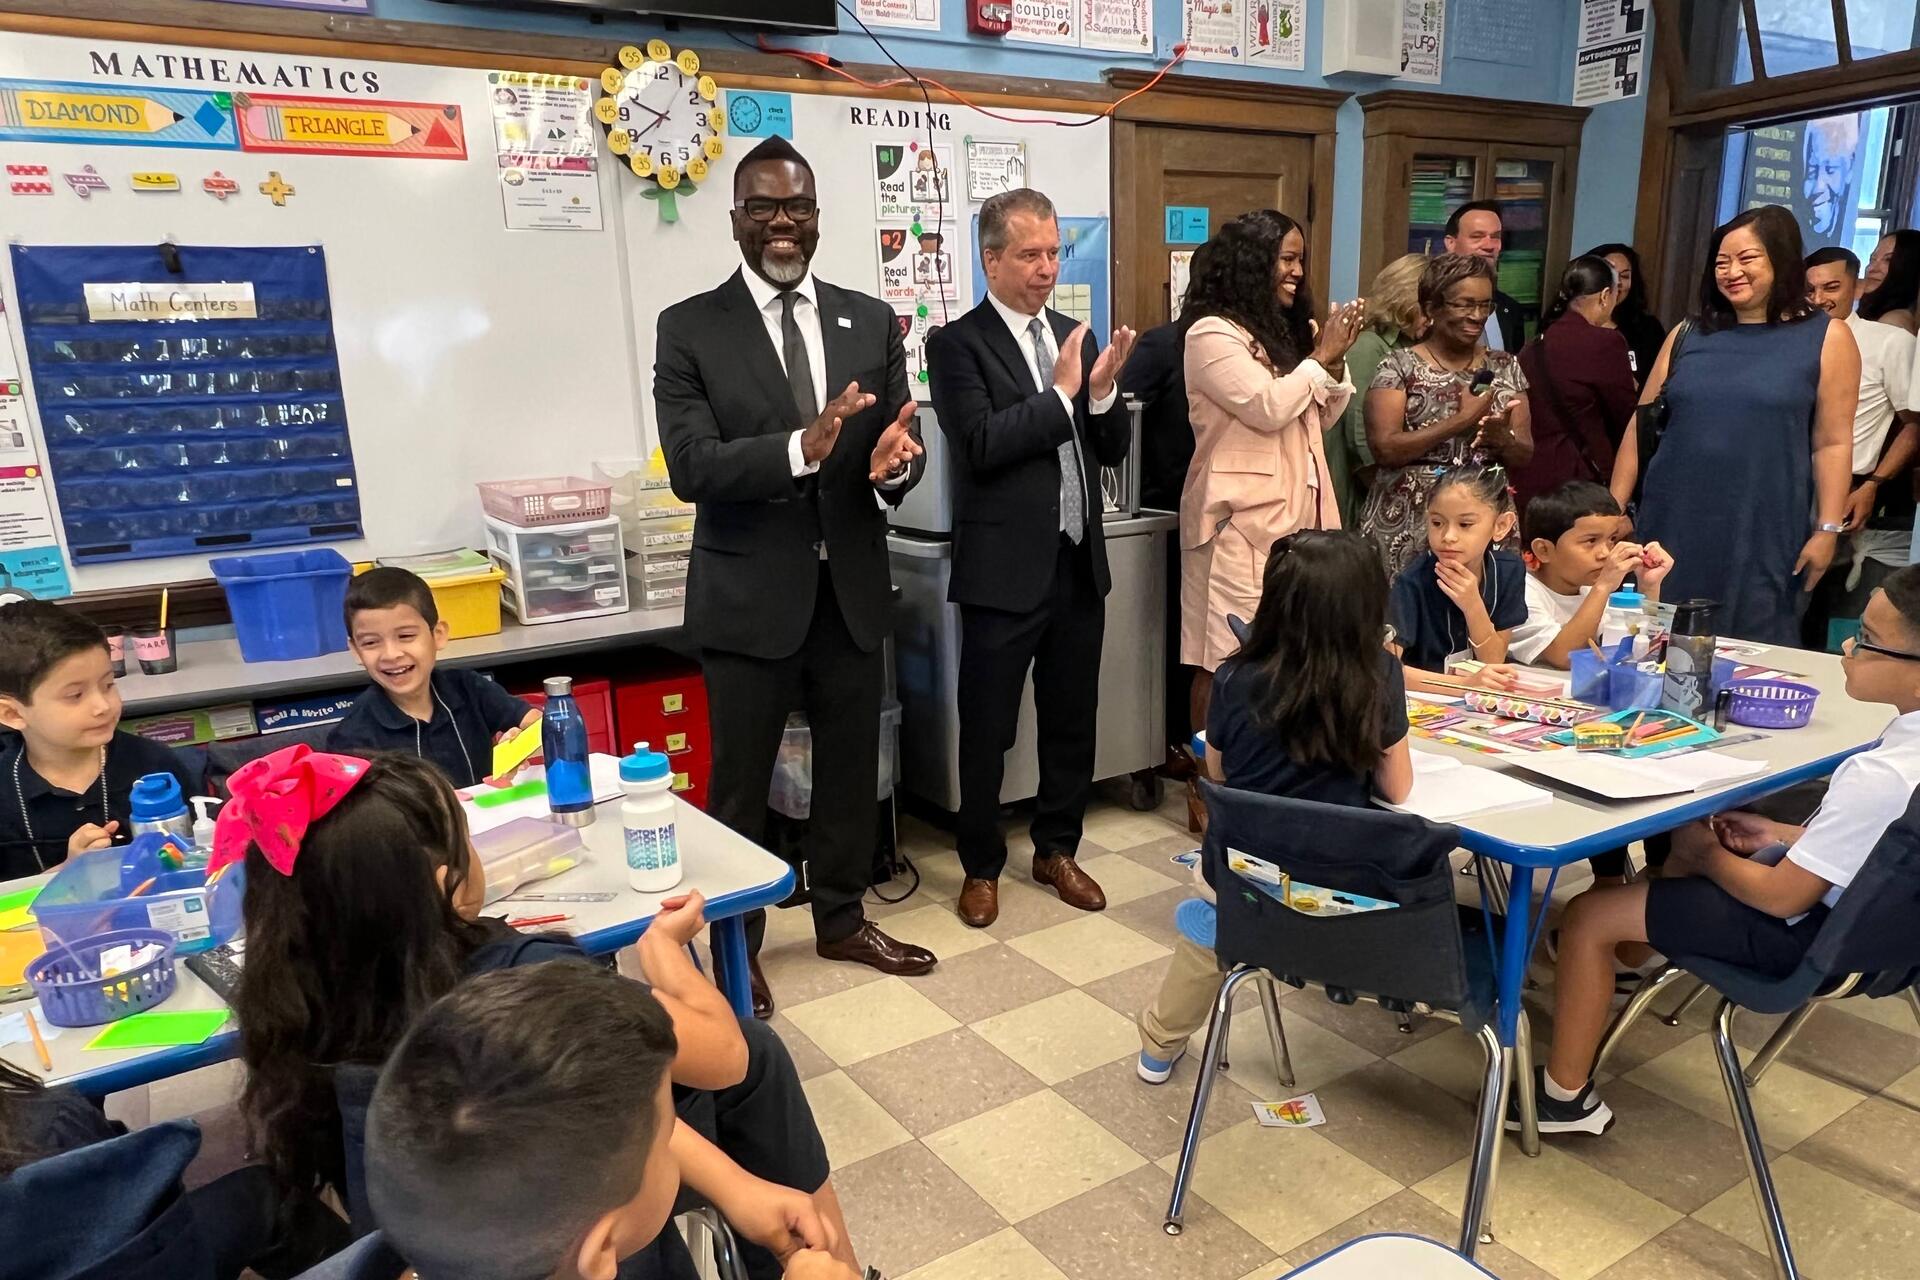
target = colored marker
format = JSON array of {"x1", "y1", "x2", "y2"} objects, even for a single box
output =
[{"x1": 506, "y1": 913, "x2": 572, "y2": 929}]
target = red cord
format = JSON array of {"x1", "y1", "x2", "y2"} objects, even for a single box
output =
[{"x1": 752, "y1": 37, "x2": 1187, "y2": 126}]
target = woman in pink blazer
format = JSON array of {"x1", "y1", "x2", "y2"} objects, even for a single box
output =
[{"x1": 1180, "y1": 210, "x2": 1365, "y2": 732}]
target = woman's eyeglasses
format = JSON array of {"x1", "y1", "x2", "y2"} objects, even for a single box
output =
[
  {"x1": 1442, "y1": 299, "x2": 1496, "y2": 318},
  {"x1": 735, "y1": 196, "x2": 818, "y2": 223}
]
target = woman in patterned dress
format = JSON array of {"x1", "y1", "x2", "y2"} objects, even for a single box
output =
[{"x1": 1359, "y1": 253, "x2": 1533, "y2": 579}]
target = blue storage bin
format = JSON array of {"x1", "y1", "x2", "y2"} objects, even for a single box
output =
[
  {"x1": 210, "y1": 548, "x2": 352, "y2": 662},
  {"x1": 32, "y1": 846, "x2": 237, "y2": 956}
]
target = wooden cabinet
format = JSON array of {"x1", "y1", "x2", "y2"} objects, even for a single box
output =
[{"x1": 1359, "y1": 91, "x2": 1589, "y2": 345}]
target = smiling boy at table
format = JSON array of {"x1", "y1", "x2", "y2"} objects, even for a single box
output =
[
  {"x1": 0, "y1": 600, "x2": 198, "y2": 880},
  {"x1": 1527, "y1": 566, "x2": 1920, "y2": 1135}
]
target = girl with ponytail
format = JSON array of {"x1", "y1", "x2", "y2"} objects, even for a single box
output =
[{"x1": 1512, "y1": 255, "x2": 1638, "y2": 520}]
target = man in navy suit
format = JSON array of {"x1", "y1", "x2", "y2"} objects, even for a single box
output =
[{"x1": 927, "y1": 188, "x2": 1138, "y2": 929}]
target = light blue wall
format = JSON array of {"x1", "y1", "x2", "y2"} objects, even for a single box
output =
[{"x1": 380, "y1": 0, "x2": 1646, "y2": 296}]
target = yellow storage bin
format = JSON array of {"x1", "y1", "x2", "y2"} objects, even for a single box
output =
[
  {"x1": 356, "y1": 560, "x2": 509, "y2": 640},
  {"x1": 426, "y1": 565, "x2": 509, "y2": 639}
]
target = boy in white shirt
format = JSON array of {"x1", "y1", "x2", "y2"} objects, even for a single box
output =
[
  {"x1": 1510, "y1": 482, "x2": 1673, "y2": 669},
  {"x1": 1524, "y1": 566, "x2": 1920, "y2": 1137}
]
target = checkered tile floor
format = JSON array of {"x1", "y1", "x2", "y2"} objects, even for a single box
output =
[{"x1": 141, "y1": 789, "x2": 1920, "y2": 1279}]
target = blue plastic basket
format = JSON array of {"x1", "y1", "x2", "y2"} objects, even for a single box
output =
[
  {"x1": 1726, "y1": 679, "x2": 1819, "y2": 730},
  {"x1": 26, "y1": 928, "x2": 177, "y2": 1027},
  {"x1": 210, "y1": 548, "x2": 353, "y2": 662}
]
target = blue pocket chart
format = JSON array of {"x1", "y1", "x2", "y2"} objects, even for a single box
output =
[{"x1": 10, "y1": 244, "x2": 363, "y2": 564}]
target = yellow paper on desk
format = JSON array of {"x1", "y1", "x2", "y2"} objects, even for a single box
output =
[{"x1": 491, "y1": 722, "x2": 542, "y2": 780}]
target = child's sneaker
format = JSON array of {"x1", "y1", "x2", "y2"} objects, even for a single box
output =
[
  {"x1": 1137, "y1": 1049, "x2": 1185, "y2": 1084},
  {"x1": 1506, "y1": 1068, "x2": 1614, "y2": 1136}
]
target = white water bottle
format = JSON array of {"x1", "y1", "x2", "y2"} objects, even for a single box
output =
[{"x1": 621, "y1": 741, "x2": 681, "y2": 893}]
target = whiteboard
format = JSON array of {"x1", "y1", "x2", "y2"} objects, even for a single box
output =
[{"x1": 0, "y1": 29, "x2": 1110, "y2": 597}]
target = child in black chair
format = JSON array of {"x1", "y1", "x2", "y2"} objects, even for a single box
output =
[
  {"x1": 1138, "y1": 531, "x2": 1414, "y2": 1082},
  {"x1": 1532, "y1": 567, "x2": 1920, "y2": 1136}
]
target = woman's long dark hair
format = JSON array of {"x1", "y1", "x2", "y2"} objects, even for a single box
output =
[
  {"x1": 1587, "y1": 241, "x2": 1652, "y2": 325},
  {"x1": 1235, "y1": 530, "x2": 1390, "y2": 778},
  {"x1": 1541, "y1": 255, "x2": 1617, "y2": 330},
  {"x1": 1696, "y1": 205, "x2": 1812, "y2": 333},
  {"x1": 1860, "y1": 229, "x2": 1920, "y2": 323},
  {"x1": 235, "y1": 752, "x2": 492, "y2": 1192},
  {"x1": 1178, "y1": 209, "x2": 1315, "y2": 373}
]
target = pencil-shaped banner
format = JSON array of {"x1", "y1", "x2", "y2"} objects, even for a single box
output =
[
  {"x1": 236, "y1": 92, "x2": 466, "y2": 160},
  {"x1": 0, "y1": 79, "x2": 237, "y2": 149}
]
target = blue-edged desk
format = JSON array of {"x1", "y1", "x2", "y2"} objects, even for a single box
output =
[
  {"x1": 0, "y1": 792, "x2": 789, "y2": 1096},
  {"x1": 1422, "y1": 646, "x2": 1886, "y2": 1131}
]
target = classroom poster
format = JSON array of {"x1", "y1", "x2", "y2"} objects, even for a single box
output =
[
  {"x1": 875, "y1": 141, "x2": 952, "y2": 221},
  {"x1": 895, "y1": 305, "x2": 940, "y2": 397},
  {"x1": 1572, "y1": 0, "x2": 1648, "y2": 107},
  {"x1": 1010, "y1": 0, "x2": 1080, "y2": 47},
  {"x1": 912, "y1": 228, "x2": 959, "y2": 302},
  {"x1": 877, "y1": 226, "x2": 918, "y2": 305},
  {"x1": 908, "y1": 143, "x2": 955, "y2": 212},
  {"x1": 967, "y1": 139, "x2": 1029, "y2": 200},
  {"x1": 1739, "y1": 114, "x2": 1866, "y2": 250},
  {"x1": 1182, "y1": 0, "x2": 1244, "y2": 64},
  {"x1": 1169, "y1": 249, "x2": 1194, "y2": 322},
  {"x1": 1081, "y1": 0, "x2": 1154, "y2": 54},
  {"x1": 855, "y1": 0, "x2": 940, "y2": 31},
  {"x1": 874, "y1": 142, "x2": 917, "y2": 220},
  {"x1": 0, "y1": 78, "x2": 239, "y2": 149},
  {"x1": 0, "y1": 468, "x2": 71, "y2": 601},
  {"x1": 1450, "y1": 0, "x2": 1535, "y2": 67},
  {"x1": 1400, "y1": 0, "x2": 1445, "y2": 83},
  {"x1": 235, "y1": 92, "x2": 467, "y2": 160},
  {"x1": 1247, "y1": 0, "x2": 1305, "y2": 69},
  {"x1": 488, "y1": 71, "x2": 602, "y2": 231}
]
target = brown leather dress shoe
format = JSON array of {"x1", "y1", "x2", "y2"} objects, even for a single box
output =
[
  {"x1": 958, "y1": 877, "x2": 999, "y2": 928},
  {"x1": 748, "y1": 954, "x2": 774, "y2": 1021},
  {"x1": 816, "y1": 922, "x2": 938, "y2": 976},
  {"x1": 1032, "y1": 853, "x2": 1107, "y2": 912}
]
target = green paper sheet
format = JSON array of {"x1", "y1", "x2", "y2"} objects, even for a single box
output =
[
  {"x1": 472, "y1": 778, "x2": 547, "y2": 809},
  {"x1": 86, "y1": 1008, "x2": 231, "y2": 1051},
  {"x1": 0, "y1": 887, "x2": 41, "y2": 934}
]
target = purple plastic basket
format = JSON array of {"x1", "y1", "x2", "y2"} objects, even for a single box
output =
[
  {"x1": 25, "y1": 927, "x2": 177, "y2": 1027},
  {"x1": 1725, "y1": 679, "x2": 1819, "y2": 730}
]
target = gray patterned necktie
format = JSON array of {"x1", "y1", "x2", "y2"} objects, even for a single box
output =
[
  {"x1": 779, "y1": 292, "x2": 817, "y2": 427},
  {"x1": 1030, "y1": 317, "x2": 1084, "y2": 544}
]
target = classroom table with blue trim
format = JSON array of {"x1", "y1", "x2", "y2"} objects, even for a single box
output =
[
  {"x1": 0, "y1": 790, "x2": 793, "y2": 1097},
  {"x1": 1416, "y1": 644, "x2": 1888, "y2": 1154}
]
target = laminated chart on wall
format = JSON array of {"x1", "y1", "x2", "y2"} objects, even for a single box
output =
[
  {"x1": 0, "y1": 78, "x2": 239, "y2": 148},
  {"x1": 9, "y1": 245, "x2": 362, "y2": 564}
]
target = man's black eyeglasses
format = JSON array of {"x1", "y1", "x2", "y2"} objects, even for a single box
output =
[{"x1": 736, "y1": 197, "x2": 818, "y2": 223}]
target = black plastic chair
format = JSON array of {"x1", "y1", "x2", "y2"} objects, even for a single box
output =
[
  {"x1": 1590, "y1": 787, "x2": 1920, "y2": 1280},
  {"x1": 1166, "y1": 781, "x2": 1524, "y2": 1258}
]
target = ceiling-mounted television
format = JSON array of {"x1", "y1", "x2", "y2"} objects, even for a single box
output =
[{"x1": 430, "y1": 0, "x2": 838, "y2": 34}]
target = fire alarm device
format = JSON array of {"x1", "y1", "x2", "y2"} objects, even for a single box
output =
[{"x1": 968, "y1": 1, "x2": 1012, "y2": 35}]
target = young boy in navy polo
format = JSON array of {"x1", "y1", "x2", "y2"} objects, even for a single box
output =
[
  {"x1": 1528, "y1": 566, "x2": 1920, "y2": 1136},
  {"x1": 329, "y1": 568, "x2": 538, "y2": 789}
]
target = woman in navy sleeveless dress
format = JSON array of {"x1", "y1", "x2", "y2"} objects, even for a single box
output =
[{"x1": 1612, "y1": 206, "x2": 1858, "y2": 646}]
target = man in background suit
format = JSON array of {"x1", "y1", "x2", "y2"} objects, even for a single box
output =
[
  {"x1": 1445, "y1": 200, "x2": 1531, "y2": 351},
  {"x1": 655, "y1": 137, "x2": 932, "y2": 1018},
  {"x1": 927, "y1": 188, "x2": 1138, "y2": 929}
]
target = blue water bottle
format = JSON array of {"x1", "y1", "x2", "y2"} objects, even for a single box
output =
[
  {"x1": 121, "y1": 772, "x2": 195, "y2": 890},
  {"x1": 541, "y1": 676, "x2": 595, "y2": 828}
]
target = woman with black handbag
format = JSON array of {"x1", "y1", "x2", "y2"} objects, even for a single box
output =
[
  {"x1": 1512, "y1": 256, "x2": 1638, "y2": 522},
  {"x1": 1609, "y1": 205, "x2": 1859, "y2": 645}
]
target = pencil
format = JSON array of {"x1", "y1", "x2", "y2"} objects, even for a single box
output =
[
  {"x1": 158, "y1": 587, "x2": 169, "y2": 632},
  {"x1": 1626, "y1": 712, "x2": 1646, "y2": 742},
  {"x1": 1637, "y1": 726, "x2": 1695, "y2": 747},
  {"x1": 506, "y1": 913, "x2": 572, "y2": 928},
  {"x1": 25, "y1": 1009, "x2": 51, "y2": 1072}
]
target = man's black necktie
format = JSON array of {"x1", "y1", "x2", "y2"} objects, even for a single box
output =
[{"x1": 779, "y1": 292, "x2": 818, "y2": 427}]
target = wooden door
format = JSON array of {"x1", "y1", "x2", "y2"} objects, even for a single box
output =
[{"x1": 1116, "y1": 124, "x2": 1319, "y2": 329}]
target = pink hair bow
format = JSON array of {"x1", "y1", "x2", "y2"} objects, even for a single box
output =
[{"x1": 208, "y1": 744, "x2": 371, "y2": 877}]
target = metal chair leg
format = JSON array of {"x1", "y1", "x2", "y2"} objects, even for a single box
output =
[
  {"x1": 1712, "y1": 999, "x2": 1800, "y2": 1280},
  {"x1": 1662, "y1": 978, "x2": 1713, "y2": 1027},
  {"x1": 686, "y1": 1205, "x2": 749, "y2": 1280},
  {"x1": 1458, "y1": 1023, "x2": 1510, "y2": 1258},
  {"x1": 1744, "y1": 1003, "x2": 1817, "y2": 1088},
  {"x1": 1473, "y1": 854, "x2": 1511, "y2": 915},
  {"x1": 1165, "y1": 966, "x2": 1260, "y2": 1236},
  {"x1": 1257, "y1": 972, "x2": 1295, "y2": 1089},
  {"x1": 1593, "y1": 965, "x2": 1684, "y2": 1076},
  {"x1": 1906, "y1": 984, "x2": 1920, "y2": 1028},
  {"x1": 1513, "y1": 1009, "x2": 1540, "y2": 1157}
]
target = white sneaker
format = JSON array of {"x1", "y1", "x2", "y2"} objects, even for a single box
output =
[{"x1": 1137, "y1": 1048, "x2": 1185, "y2": 1084}]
